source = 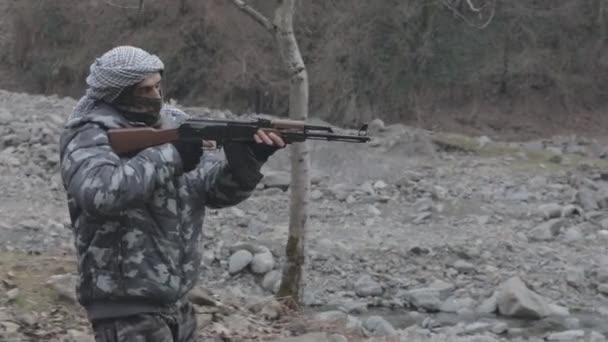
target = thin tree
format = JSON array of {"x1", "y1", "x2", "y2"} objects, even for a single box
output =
[{"x1": 229, "y1": 0, "x2": 310, "y2": 307}]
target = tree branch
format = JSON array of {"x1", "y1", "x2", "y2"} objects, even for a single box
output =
[
  {"x1": 466, "y1": 0, "x2": 481, "y2": 12},
  {"x1": 440, "y1": 0, "x2": 496, "y2": 29},
  {"x1": 103, "y1": 0, "x2": 142, "y2": 10},
  {"x1": 229, "y1": 0, "x2": 276, "y2": 33}
]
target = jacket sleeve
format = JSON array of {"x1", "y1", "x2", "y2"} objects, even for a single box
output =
[
  {"x1": 60, "y1": 123, "x2": 182, "y2": 216},
  {"x1": 185, "y1": 150, "x2": 264, "y2": 209}
]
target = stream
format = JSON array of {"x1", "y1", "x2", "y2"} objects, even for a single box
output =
[{"x1": 309, "y1": 305, "x2": 608, "y2": 339}]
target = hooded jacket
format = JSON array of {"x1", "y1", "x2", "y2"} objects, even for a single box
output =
[{"x1": 59, "y1": 102, "x2": 263, "y2": 319}]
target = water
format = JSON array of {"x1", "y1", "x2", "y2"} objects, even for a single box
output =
[
  {"x1": 309, "y1": 305, "x2": 608, "y2": 339},
  {"x1": 374, "y1": 308, "x2": 608, "y2": 337}
]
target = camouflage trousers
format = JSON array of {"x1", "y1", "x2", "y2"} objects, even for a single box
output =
[{"x1": 90, "y1": 301, "x2": 198, "y2": 342}]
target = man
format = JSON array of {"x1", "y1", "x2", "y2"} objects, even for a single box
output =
[{"x1": 59, "y1": 46, "x2": 284, "y2": 341}]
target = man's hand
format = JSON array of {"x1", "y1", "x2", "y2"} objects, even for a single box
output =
[
  {"x1": 171, "y1": 140, "x2": 203, "y2": 173},
  {"x1": 248, "y1": 129, "x2": 286, "y2": 162},
  {"x1": 222, "y1": 129, "x2": 285, "y2": 187},
  {"x1": 253, "y1": 129, "x2": 286, "y2": 147}
]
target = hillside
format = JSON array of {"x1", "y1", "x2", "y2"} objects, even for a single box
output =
[{"x1": 1, "y1": 1, "x2": 608, "y2": 140}]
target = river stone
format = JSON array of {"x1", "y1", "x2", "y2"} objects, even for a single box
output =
[
  {"x1": 537, "y1": 203, "x2": 563, "y2": 219},
  {"x1": 229, "y1": 250, "x2": 253, "y2": 274},
  {"x1": 250, "y1": 252, "x2": 275, "y2": 274},
  {"x1": 440, "y1": 296, "x2": 476, "y2": 313},
  {"x1": 496, "y1": 276, "x2": 552, "y2": 319},
  {"x1": 362, "y1": 315, "x2": 398, "y2": 337},
  {"x1": 262, "y1": 270, "x2": 282, "y2": 293},
  {"x1": 546, "y1": 330, "x2": 585, "y2": 341},
  {"x1": 529, "y1": 219, "x2": 566, "y2": 241},
  {"x1": 262, "y1": 171, "x2": 291, "y2": 191},
  {"x1": 355, "y1": 275, "x2": 383, "y2": 297}
]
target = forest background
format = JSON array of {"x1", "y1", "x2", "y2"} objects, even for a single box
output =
[{"x1": 1, "y1": 0, "x2": 607, "y2": 140}]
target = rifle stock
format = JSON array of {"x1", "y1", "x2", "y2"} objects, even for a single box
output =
[{"x1": 108, "y1": 127, "x2": 179, "y2": 155}]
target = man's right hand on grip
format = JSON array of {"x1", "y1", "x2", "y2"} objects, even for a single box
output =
[{"x1": 171, "y1": 140, "x2": 203, "y2": 172}]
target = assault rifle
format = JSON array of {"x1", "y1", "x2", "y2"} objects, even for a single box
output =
[{"x1": 107, "y1": 117, "x2": 370, "y2": 156}]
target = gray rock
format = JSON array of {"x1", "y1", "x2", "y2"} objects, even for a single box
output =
[
  {"x1": 313, "y1": 310, "x2": 347, "y2": 322},
  {"x1": 563, "y1": 227, "x2": 584, "y2": 243},
  {"x1": 490, "y1": 322, "x2": 508, "y2": 334},
  {"x1": 564, "y1": 317, "x2": 581, "y2": 329},
  {"x1": 507, "y1": 190, "x2": 532, "y2": 201},
  {"x1": 600, "y1": 217, "x2": 608, "y2": 230},
  {"x1": 5, "y1": 288, "x2": 18, "y2": 301},
  {"x1": 373, "y1": 180, "x2": 388, "y2": 189},
  {"x1": 577, "y1": 189, "x2": 599, "y2": 211},
  {"x1": 402, "y1": 281, "x2": 454, "y2": 312},
  {"x1": 546, "y1": 330, "x2": 585, "y2": 341},
  {"x1": 463, "y1": 322, "x2": 491, "y2": 334},
  {"x1": 476, "y1": 291, "x2": 498, "y2": 314},
  {"x1": 453, "y1": 260, "x2": 476, "y2": 274},
  {"x1": 310, "y1": 189, "x2": 323, "y2": 200},
  {"x1": 537, "y1": 203, "x2": 563, "y2": 219},
  {"x1": 229, "y1": 207, "x2": 245, "y2": 218},
  {"x1": 312, "y1": 311, "x2": 362, "y2": 333},
  {"x1": 271, "y1": 332, "x2": 330, "y2": 342},
  {"x1": 354, "y1": 275, "x2": 383, "y2": 297},
  {"x1": 478, "y1": 135, "x2": 492, "y2": 148},
  {"x1": 228, "y1": 250, "x2": 253, "y2": 274},
  {"x1": 565, "y1": 266, "x2": 585, "y2": 288},
  {"x1": 362, "y1": 315, "x2": 398, "y2": 337},
  {"x1": 439, "y1": 296, "x2": 476, "y2": 313},
  {"x1": 368, "y1": 118, "x2": 386, "y2": 134},
  {"x1": 529, "y1": 219, "x2": 566, "y2": 241},
  {"x1": 0, "y1": 108, "x2": 12, "y2": 125},
  {"x1": 329, "y1": 184, "x2": 352, "y2": 201},
  {"x1": 0, "y1": 321, "x2": 20, "y2": 334},
  {"x1": 413, "y1": 212, "x2": 432, "y2": 224},
  {"x1": 46, "y1": 273, "x2": 78, "y2": 305},
  {"x1": 262, "y1": 171, "x2": 290, "y2": 191},
  {"x1": 262, "y1": 270, "x2": 282, "y2": 293},
  {"x1": 598, "y1": 284, "x2": 608, "y2": 295},
  {"x1": 228, "y1": 243, "x2": 268, "y2": 255},
  {"x1": 250, "y1": 252, "x2": 274, "y2": 274},
  {"x1": 328, "y1": 335, "x2": 348, "y2": 342},
  {"x1": 496, "y1": 276, "x2": 552, "y2": 319},
  {"x1": 338, "y1": 300, "x2": 368, "y2": 314},
  {"x1": 366, "y1": 204, "x2": 381, "y2": 216},
  {"x1": 598, "y1": 264, "x2": 608, "y2": 283},
  {"x1": 562, "y1": 205, "x2": 581, "y2": 217},
  {"x1": 590, "y1": 331, "x2": 607, "y2": 342},
  {"x1": 547, "y1": 303, "x2": 570, "y2": 317}
]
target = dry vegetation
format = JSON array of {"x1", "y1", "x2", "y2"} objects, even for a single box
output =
[{"x1": 2, "y1": 0, "x2": 608, "y2": 139}]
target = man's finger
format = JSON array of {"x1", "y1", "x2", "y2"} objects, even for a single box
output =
[
  {"x1": 253, "y1": 134, "x2": 263, "y2": 144},
  {"x1": 256, "y1": 130, "x2": 274, "y2": 145},
  {"x1": 267, "y1": 132, "x2": 285, "y2": 147}
]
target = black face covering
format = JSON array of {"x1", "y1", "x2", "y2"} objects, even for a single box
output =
[{"x1": 112, "y1": 87, "x2": 163, "y2": 126}]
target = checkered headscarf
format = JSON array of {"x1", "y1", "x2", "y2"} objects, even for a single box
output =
[{"x1": 70, "y1": 46, "x2": 164, "y2": 120}]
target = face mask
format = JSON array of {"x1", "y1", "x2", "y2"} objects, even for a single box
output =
[{"x1": 113, "y1": 92, "x2": 163, "y2": 127}]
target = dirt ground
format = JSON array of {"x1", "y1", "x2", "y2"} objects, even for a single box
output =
[{"x1": 1, "y1": 89, "x2": 608, "y2": 341}]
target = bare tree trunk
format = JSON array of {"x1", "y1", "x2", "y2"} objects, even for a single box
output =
[
  {"x1": 229, "y1": 0, "x2": 310, "y2": 306},
  {"x1": 273, "y1": 0, "x2": 310, "y2": 306}
]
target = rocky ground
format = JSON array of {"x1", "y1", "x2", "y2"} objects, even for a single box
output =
[{"x1": 1, "y1": 89, "x2": 608, "y2": 341}]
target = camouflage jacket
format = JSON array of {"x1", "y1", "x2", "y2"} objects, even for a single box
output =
[{"x1": 59, "y1": 103, "x2": 262, "y2": 319}]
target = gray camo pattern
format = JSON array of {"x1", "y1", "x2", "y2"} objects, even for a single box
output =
[
  {"x1": 92, "y1": 302, "x2": 198, "y2": 342},
  {"x1": 59, "y1": 102, "x2": 262, "y2": 309}
]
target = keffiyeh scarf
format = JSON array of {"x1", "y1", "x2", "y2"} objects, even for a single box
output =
[{"x1": 70, "y1": 46, "x2": 164, "y2": 120}]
